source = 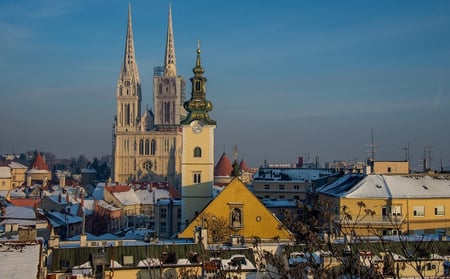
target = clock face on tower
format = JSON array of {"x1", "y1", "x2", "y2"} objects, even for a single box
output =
[
  {"x1": 192, "y1": 121, "x2": 203, "y2": 134},
  {"x1": 124, "y1": 81, "x2": 130, "y2": 87}
]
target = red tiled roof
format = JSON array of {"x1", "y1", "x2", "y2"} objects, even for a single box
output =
[
  {"x1": 214, "y1": 152, "x2": 232, "y2": 177},
  {"x1": 150, "y1": 182, "x2": 181, "y2": 198},
  {"x1": 239, "y1": 159, "x2": 250, "y2": 172},
  {"x1": 29, "y1": 152, "x2": 49, "y2": 171},
  {"x1": 9, "y1": 198, "x2": 42, "y2": 207},
  {"x1": 105, "y1": 185, "x2": 131, "y2": 193}
]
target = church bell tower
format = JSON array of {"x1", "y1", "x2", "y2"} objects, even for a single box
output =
[{"x1": 181, "y1": 43, "x2": 216, "y2": 227}]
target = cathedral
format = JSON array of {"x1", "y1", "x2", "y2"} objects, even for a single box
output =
[
  {"x1": 113, "y1": 3, "x2": 216, "y2": 223},
  {"x1": 112, "y1": 4, "x2": 186, "y2": 186}
]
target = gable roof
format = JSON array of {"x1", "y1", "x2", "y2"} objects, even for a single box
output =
[{"x1": 178, "y1": 178, "x2": 294, "y2": 241}]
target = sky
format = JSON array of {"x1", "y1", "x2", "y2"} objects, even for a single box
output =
[{"x1": 0, "y1": 0, "x2": 449, "y2": 171}]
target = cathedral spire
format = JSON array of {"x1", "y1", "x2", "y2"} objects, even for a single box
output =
[
  {"x1": 181, "y1": 43, "x2": 216, "y2": 125},
  {"x1": 164, "y1": 2, "x2": 177, "y2": 76},
  {"x1": 121, "y1": 3, "x2": 140, "y2": 77}
]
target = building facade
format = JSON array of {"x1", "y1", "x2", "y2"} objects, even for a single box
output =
[
  {"x1": 318, "y1": 173, "x2": 450, "y2": 236},
  {"x1": 252, "y1": 167, "x2": 339, "y2": 201},
  {"x1": 113, "y1": 4, "x2": 185, "y2": 187}
]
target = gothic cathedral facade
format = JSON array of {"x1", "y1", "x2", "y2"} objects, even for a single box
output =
[{"x1": 113, "y1": 5, "x2": 185, "y2": 187}]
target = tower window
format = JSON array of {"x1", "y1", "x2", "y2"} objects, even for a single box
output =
[
  {"x1": 151, "y1": 139, "x2": 156, "y2": 155},
  {"x1": 139, "y1": 140, "x2": 144, "y2": 155},
  {"x1": 194, "y1": 147, "x2": 202, "y2": 158},
  {"x1": 145, "y1": 140, "x2": 150, "y2": 155},
  {"x1": 195, "y1": 81, "x2": 201, "y2": 91},
  {"x1": 193, "y1": 172, "x2": 201, "y2": 183}
]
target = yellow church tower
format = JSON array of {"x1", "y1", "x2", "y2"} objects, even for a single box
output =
[{"x1": 181, "y1": 43, "x2": 216, "y2": 228}]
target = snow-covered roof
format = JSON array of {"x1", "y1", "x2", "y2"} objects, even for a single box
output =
[
  {"x1": 221, "y1": 254, "x2": 256, "y2": 271},
  {"x1": 135, "y1": 189, "x2": 154, "y2": 205},
  {"x1": 318, "y1": 174, "x2": 450, "y2": 199},
  {"x1": 112, "y1": 189, "x2": 140, "y2": 205},
  {"x1": 9, "y1": 188, "x2": 26, "y2": 198},
  {"x1": 1, "y1": 206, "x2": 35, "y2": 220},
  {"x1": 253, "y1": 167, "x2": 337, "y2": 182},
  {"x1": 92, "y1": 184, "x2": 105, "y2": 200},
  {"x1": 0, "y1": 241, "x2": 41, "y2": 279},
  {"x1": 96, "y1": 200, "x2": 121, "y2": 211},
  {"x1": 8, "y1": 161, "x2": 28, "y2": 169},
  {"x1": 0, "y1": 166, "x2": 11, "y2": 178},
  {"x1": 45, "y1": 211, "x2": 82, "y2": 227}
]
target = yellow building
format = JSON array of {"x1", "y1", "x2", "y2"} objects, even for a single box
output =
[
  {"x1": 9, "y1": 161, "x2": 27, "y2": 188},
  {"x1": 372, "y1": 161, "x2": 409, "y2": 174},
  {"x1": 178, "y1": 177, "x2": 294, "y2": 242},
  {"x1": 318, "y1": 174, "x2": 450, "y2": 236}
]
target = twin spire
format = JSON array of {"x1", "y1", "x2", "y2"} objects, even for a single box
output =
[
  {"x1": 121, "y1": 3, "x2": 214, "y2": 125},
  {"x1": 121, "y1": 3, "x2": 140, "y2": 78},
  {"x1": 164, "y1": 3, "x2": 177, "y2": 76},
  {"x1": 122, "y1": 3, "x2": 176, "y2": 78}
]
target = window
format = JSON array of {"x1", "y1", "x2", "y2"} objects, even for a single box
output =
[
  {"x1": 194, "y1": 147, "x2": 202, "y2": 157},
  {"x1": 413, "y1": 206, "x2": 425, "y2": 217},
  {"x1": 294, "y1": 185, "x2": 300, "y2": 190},
  {"x1": 160, "y1": 222, "x2": 167, "y2": 232},
  {"x1": 160, "y1": 208, "x2": 167, "y2": 218},
  {"x1": 264, "y1": 184, "x2": 270, "y2": 190},
  {"x1": 139, "y1": 140, "x2": 144, "y2": 155},
  {"x1": 144, "y1": 139, "x2": 150, "y2": 155},
  {"x1": 151, "y1": 139, "x2": 156, "y2": 155},
  {"x1": 387, "y1": 167, "x2": 392, "y2": 173},
  {"x1": 279, "y1": 195, "x2": 285, "y2": 199},
  {"x1": 195, "y1": 81, "x2": 201, "y2": 91},
  {"x1": 392, "y1": 205, "x2": 402, "y2": 216},
  {"x1": 60, "y1": 260, "x2": 70, "y2": 269},
  {"x1": 194, "y1": 172, "x2": 201, "y2": 183},
  {"x1": 435, "y1": 205, "x2": 445, "y2": 216},
  {"x1": 279, "y1": 185, "x2": 285, "y2": 190}
]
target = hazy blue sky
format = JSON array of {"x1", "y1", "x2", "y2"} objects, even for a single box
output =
[{"x1": 1, "y1": 0, "x2": 449, "y2": 171}]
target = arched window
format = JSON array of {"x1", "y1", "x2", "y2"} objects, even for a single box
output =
[
  {"x1": 139, "y1": 140, "x2": 144, "y2": 155},
  {"x1": 194, "y1": 147, "x2": 202, "y2": 158},
  {"x1": 145, "y1": 140, "x2": 150, "y2": 155},
  {"x1": 151, "y1": 139, "x2": 157, "y2": 155}
]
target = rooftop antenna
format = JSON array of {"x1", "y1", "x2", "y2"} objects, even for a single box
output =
[
  {"x1": 423, "y1": 145, "x2": 432, "y2": 171},
  {"x1": 401, "y1": 143, "x2": 410, "y2": 162},
  {"x1": 366, "y1": 128, "x2": 376, "y2": 162}
]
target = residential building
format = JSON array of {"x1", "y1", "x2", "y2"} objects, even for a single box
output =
[
  {"x1": 252, "y1": 167, "x2": 340, "y2": 201},
  {"x1": 318, "y1": 173, "x2": 450, "y2": 237},
  {"x1": 154, "y1": 198, "x2": 181, "y2": 239}
]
